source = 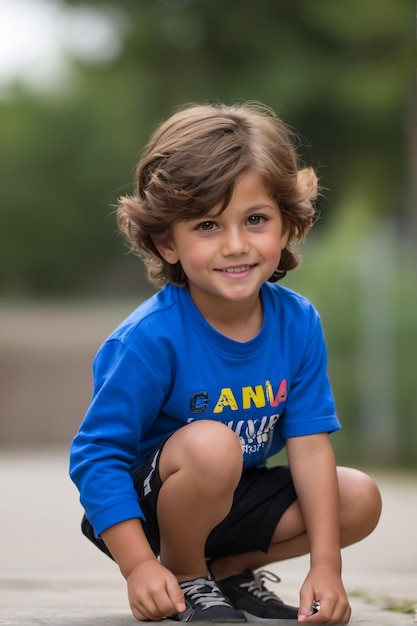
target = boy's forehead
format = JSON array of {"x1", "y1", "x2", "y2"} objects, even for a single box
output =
[{"x1": 207, "y1": 171, "x2": 276, "y2": 215}]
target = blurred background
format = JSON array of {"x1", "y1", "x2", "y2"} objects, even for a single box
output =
[{"x1": 0, "y1": 0, "x2": 415, "y2": 469}]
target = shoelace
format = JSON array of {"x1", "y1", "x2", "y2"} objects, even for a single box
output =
[
  {"x1": 180, "y1": 578, "x2": 233, "y2": 611},
  {"x1": 240, "y1": 570, "x2": 283, "y2": 603}
]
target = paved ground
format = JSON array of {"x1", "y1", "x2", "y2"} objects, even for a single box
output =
[{"x1": 0, "y1": 448, "x2": 416, "y2": 625}]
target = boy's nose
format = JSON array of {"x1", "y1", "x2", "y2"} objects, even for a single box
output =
[{"x1": 221, "y1": 228, "x2": 249, "y2": 255}]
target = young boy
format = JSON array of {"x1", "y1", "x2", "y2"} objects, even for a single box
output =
[{"x1": 69, "y1": 102, "x2": 382, "y2": 624}]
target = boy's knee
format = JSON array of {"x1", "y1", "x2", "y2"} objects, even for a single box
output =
[
  {"x1": 361, "y1": 473, "x2": 382, "y2": 530},
  {"x1": 184, "y1": 420, "x2": 243, "y2": 478},
  {"x1": 339, "y1": 467, "x2": 382, "y2": 537},
  {"x1": 354, "y1": 471, "x2": 381, "y2": 518},
  {"x1": 161, "y1": 420, "x2": 243, "y2": 488}
]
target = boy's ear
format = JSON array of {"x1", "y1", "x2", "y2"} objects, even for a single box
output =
[
  {"x1": 151, "y1": 234, "x2": 179, "y2": 265},
  {"x1": 280, "y1": 219, "x2": 291, "y2": 250},
  {"x1": 280, "y1": 227, "x2": 290, "y2": 250}
]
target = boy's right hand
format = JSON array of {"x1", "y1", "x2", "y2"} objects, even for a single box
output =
[{"x1": 126, "y1": 559, "x2": 186, "y2": 621}]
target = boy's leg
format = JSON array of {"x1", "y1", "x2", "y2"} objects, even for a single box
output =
[
  {"x1": 81, "y1": 422, "x2": 247, "y2": 623},
  {"x1": 203, "y1": 466, "x2": 380, "y2": 621},
  {"x1": 209, "y1": 466, "x2": 382, "y2": 579},
  {"x1": 157, "y1": 419, "x2": 243, "y2": 581},
  {"x1": 80, "y1": 419, "x2": 243, "y2": 573}
]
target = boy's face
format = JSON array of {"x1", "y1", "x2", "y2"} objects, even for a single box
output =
[{"x1": 154, "y1": 169, "x2": 288, "y2": 315}]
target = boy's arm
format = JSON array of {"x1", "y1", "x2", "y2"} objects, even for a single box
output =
[
  {"x1": 286, "y1": 433, "x2": 351, "y2": 624},
  {"x1": 101, "y1": 519, "x2": 186, "y2": 621}
]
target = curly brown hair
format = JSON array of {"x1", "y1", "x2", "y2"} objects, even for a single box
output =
[{"x1": 117, "y1": 102, "x2": 318, "y2": 288}]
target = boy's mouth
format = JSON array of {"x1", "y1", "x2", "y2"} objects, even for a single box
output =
[{"x1": 217, "y1": 264, "x2": 255, "y2": 274}]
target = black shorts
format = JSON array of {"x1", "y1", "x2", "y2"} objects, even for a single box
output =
[{"x1": 81, "y1": 440, "x2": 297, "y2": 560}]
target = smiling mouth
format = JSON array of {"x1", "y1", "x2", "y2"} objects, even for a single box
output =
[{"x1": 218, "y1": 265, "x2": 255, "y2": 274}]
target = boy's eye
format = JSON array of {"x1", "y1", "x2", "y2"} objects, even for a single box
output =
[
  {"x1": 197, "y1": 221, "x2": 216, "y2": 231},
  {"x1": 247, "y1": 215, "x2": 265, "y2": 225}
]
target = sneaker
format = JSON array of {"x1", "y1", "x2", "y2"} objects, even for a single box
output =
[
  {"x1": 216, "y1": 569, "x2": 299, "y2": 620},
  {"x1": 171, "y1": 576, "x2": 246, "y2": 622}
]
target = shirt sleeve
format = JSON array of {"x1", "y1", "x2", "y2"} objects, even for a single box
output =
[
  {"x1": 280, "y1": 307, "x2": 341, "y2": 439},
  {"x1": 69, "y1": 338, "x2": 165, "y2": 536}
]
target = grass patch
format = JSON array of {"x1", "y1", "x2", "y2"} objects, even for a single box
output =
[{"x1": 350, "y1": 589, "x2": 417, "y2": 614}]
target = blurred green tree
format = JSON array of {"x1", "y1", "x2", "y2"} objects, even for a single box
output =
[
  {"x1": 0, "y1": 0, "x2": 413, "y2": 295},
  {"x1": 1, "y1": 0, "x2": 415, "y2": 466}
]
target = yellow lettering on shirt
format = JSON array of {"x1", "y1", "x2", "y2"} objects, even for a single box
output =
[
  {"x1": 213, "y1": 388, "x2": 238, "y2": 413},
  {"x1": 242, "y1": 385, "x2": 266, "y2": 409}
]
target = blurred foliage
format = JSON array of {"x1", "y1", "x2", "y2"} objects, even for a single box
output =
[
  {"x1": 0, "y1": 0, "x2": 414, "y2": 295},
  {"x1": 284, "y1": 207, "x2": 417, "y2": 469},
  {"x1": 0, "y1": 0, "x2": 415, "y2": 466}
]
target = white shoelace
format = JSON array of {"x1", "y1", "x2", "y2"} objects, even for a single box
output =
[
  {"x1": 240, "y1": 570, "x2": 282, "y2": 603},
  {"x1": 180, "y1": 578, "x2": 232, "y2": 611}
]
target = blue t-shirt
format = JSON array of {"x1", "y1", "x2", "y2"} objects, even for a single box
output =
[{"x1": 70, "y1": 282, "x2": 340, "y2": 536}]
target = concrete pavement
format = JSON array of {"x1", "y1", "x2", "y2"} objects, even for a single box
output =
[{"x1": 0, "y1": 448, "x2": 416, "y2": 625}]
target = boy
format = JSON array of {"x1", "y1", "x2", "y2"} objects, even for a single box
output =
[{"x1": 70, "y1": 102, "x2": 381, "y2": 623}]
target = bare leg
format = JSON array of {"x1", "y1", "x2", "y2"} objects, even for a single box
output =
[
  {"x1": 157, "y1": 420, "x2": 243, "y2": 582},
  {"x1": 210, "y1": 466, "x2": 382, "y2": 580}
]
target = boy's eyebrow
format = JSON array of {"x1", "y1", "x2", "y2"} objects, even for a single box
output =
[
  {"x1": 246, "y1": 202, "x2": 277, "y2": 211},
  {"x1": 202, "y1": 202, "x2": 277, "y2": 219}
]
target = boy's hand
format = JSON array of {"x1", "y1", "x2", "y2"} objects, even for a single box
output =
[
  {"x1": 126, "y1": 559, "x2": 186, "y2": 621},
  {"x1": 297, "y1": 565, "x2": 351, "y2": 624}
]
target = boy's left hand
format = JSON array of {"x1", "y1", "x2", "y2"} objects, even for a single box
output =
[{"x1": 297, "y1": 565, "x2": 351, "y2": 624}]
